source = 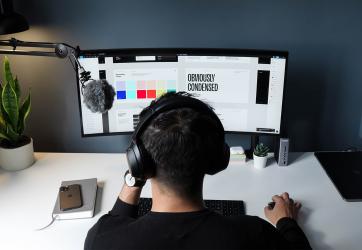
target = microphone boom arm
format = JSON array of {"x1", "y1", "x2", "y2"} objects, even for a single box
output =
[
  {"x1": 0, "y1": 38, "x2": 75, "y2": 54},
  {"x1": 0, "y1": 38, "x2": 114, "y2": 114},
  {"x1": 0, "y1": 38, "x2": 90, "y2": 83}
]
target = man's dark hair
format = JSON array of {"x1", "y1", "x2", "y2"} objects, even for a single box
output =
[{"x1": 139, "y1": 92, "x2": 224, "y2": 198}]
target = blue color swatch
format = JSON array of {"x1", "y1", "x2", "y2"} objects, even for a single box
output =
[{"x1": 117, "y1": 91, "x2": 126, "y2": 99}]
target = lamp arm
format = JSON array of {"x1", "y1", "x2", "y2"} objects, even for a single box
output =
[
  {"x1": 0, "y1": 38, "x2": 58, "y2": 49},
  {"x1": 0, "y1": 50, "x2": 59, "y2": 57},
  {"x1": 0, "y1": 37, "x2": 77, "y2": 58},
  {"x1": 0, "y1": 38, "x2": 91, "y2": 84},
  {"x1": 0, "y1": 37, "x2": 76, "y2": 51}
]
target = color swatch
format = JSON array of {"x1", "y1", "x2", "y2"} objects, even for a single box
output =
[{"x1": 116, "y1": 80, "x2": 176, "y2": 100}]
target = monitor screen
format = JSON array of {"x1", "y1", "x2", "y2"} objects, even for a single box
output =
[{"x1": 77, "y1": 49, "x2": 287, "y2": 136}]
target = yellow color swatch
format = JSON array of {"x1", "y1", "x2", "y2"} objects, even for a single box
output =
[{"x1": 156, "y1": 89, "x2": 166, "y2": 97}]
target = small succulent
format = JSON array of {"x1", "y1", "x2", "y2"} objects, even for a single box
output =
[
  {"x1": 253, "y1": 143, "x2": 269, "y2": 157},
  {"x1": 0, "y1": 56, "x2": 31, "y2": 148}
]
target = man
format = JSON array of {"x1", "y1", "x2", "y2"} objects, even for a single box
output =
[{"x1": 85, "y1": 92, "x2": 311, "y2": 250}]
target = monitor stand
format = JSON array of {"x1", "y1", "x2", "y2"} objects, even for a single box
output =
[{"x1": 245, "y1": 135, "x2": 259, "y2": 159}]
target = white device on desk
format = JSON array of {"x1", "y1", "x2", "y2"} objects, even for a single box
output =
[
  {"x1": 53, "y1": 178, "x2": 98, "y2": 220},
  {"x1": 229, "y1": 146, "x2": 247, "y2": 163},
  {"x1": 275, "y1": 138, "x2": 289, "y2": 166}
]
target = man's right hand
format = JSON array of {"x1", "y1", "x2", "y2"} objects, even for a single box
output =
[{"x1": 264, "y1": 192, "x2": 301, "y2": 226}]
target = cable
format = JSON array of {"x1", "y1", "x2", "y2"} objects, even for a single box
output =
[
  {"x1": 35, "y1": 215, "x2": 59, "y2": 231},
  {"x1": 61, "y1": 43, "x2": 76, "y2": 50},
  {"x1": 344, "y1": 146, "x2": 358, "y2": 152},
  {"x1": 68, "y1": 56, "x2": 76, "y2": 71}
]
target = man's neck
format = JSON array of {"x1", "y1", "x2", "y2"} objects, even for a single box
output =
[{"x1": 150, "y1": 180, "x2": 205, "y2": 213}]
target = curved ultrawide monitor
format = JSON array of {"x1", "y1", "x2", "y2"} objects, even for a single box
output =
[{"x1": 76, "y1": 48, "x2": 287, "y2": 136}]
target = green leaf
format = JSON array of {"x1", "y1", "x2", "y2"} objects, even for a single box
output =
[
  {"x1": 6, "y1": 124, "x2": 20, "y2": 144},
  {"x1": 0, "y1": 115, "x2": 5, "y2": 129},
  {"x1": 0, "y1": 84, "x2": 14, "y2": 129},
  {"x1": 18, "y1": 92, "x2": 31, "y2": 134},
  {"x1": 0, "y1": 131, "x2": 10, "y2": 141},
  {"x1": 4, "y1": 56, "x2": 16, "y2": 90},
  {"x1": 254, "y1": 143, "x2": 269, "y2": 157},
  {"x1": 0, "y1": 83, "x2": 2, "y2": 113},
  {"x1": 0, "y1": 100, "x2": 11, "y2": 126},
  {"x1": 14, "y1": 77, "x2": 21, "y2": 103},
  {"x1": 2, "y1": 83, "x2": 19, "y2": 130}
]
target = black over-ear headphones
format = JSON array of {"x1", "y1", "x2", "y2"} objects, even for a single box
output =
[{"x1": 126, "y1": 95, "x2": 230, "y2": 179}]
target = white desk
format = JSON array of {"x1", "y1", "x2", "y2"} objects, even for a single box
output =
[{"x1": 0, "y1": 152, "x2": 361, "y2": 250}]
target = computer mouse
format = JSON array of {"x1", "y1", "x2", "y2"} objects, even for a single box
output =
[
  {"x1": 268, "y1": 198, "x2": 294, "y2": 209},
  {"x1": 268, "y1": 202, "x2": 275, "y2": 210}
]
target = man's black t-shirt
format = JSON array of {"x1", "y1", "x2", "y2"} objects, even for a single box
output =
[{"x1": 85, "y1": 199, "x2": 311, "y2": 250}]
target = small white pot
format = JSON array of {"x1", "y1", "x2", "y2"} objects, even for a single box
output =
[
  {"x1": 0, "y1": 138, "x2": 35, "y2": 171},
  {"x1": 253, "y1": 154, "x2": 267, "y2": 169}
]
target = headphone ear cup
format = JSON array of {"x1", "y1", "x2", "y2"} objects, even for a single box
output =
[
  {"x1": 137, "y1": 142, "x2": 156, "y2": 178},
  {"x1": 126, "y1": 141, "x2": 144, "y2": 178},
  {"x1": 126, "y1": 141, "x2": 156, "y2": 179},
  {"x1": 223, "y1": 143, "x2": 230, "y2": 168},
  {"x1": 205, "y1": 143, "x2": 230, "y2": 175}
]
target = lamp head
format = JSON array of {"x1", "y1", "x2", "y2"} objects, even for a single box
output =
[{"x1": 0, "y1": 0, "x2": 29, "y2": 35}]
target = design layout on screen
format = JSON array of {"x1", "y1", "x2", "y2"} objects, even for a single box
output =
[{"x1": 77, "y1": 51, "x2": 286, "y2": 135}]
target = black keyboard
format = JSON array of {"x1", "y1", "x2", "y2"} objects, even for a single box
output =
[{"x1": 138, "y1": 198, "x2": 245, "y2": 217}]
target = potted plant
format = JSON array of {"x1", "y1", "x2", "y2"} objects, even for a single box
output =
[
  {"x1": 253, "y1": 143, "x2": 270, "y2": 169},
  {"x1": 0, "y1": 56, "x2": 33, "y2": 171}
]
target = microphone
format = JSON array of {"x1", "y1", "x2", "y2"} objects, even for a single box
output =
[
  {"x1": 72, "y1": 52, "x2": 116, "y2": 114},
  {"x1": 82, "y1": 79, "x2": 116, "y2": 114}
]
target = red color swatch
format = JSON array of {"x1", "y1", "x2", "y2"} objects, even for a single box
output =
[
  {"x1": 137, "y1": 90, "x2": 146, "y2": 99},
  {"x1": 147, "y1": 90, "x2": 156, "y2": 99}
]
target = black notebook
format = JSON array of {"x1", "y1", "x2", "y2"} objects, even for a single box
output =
[{"x1": 315, "y1": 151, "x2": 362, "y2": 201}]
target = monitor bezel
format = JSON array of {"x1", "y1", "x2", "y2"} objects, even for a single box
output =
[{"x1": 75, "y1": 48, "x2": 288, "y2": 137}]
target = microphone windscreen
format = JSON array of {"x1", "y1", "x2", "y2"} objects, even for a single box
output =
[{"x1": 83, "y1": 79, "x2": 116, "y2": 113}]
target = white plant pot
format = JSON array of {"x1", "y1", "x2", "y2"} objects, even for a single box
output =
[
  {"x1": 0, "y1": 138, "x2": 35, "y2": 171},
  {"x1": 253, "y1": 154, "x2": 267, "y2": 169}
]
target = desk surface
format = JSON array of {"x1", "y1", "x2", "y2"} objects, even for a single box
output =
[{"x1": 0, "y1": 152, "x2": 361, "y2": 250}]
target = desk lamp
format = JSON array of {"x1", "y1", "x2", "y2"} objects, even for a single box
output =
[
  {"x1": 0, "y1": 38, "x2": 115, "y2": 113},
  {"x1": 0, "y1": 1, "x2": 84, "y2": 78},
  {"x1": 0, "y1": 0, "x2": 28, "y2": 35}
]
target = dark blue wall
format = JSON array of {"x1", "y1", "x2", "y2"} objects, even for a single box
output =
[{"x1": 2, "y1": 0, "x2": 361, "y2": 152}]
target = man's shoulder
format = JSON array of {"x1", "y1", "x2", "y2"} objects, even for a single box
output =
[
  {"x1": 210, "y1": 211, "x2": 264, "y2": 223},
  {"x1": 207, "y1": 211, "x2": 268, "y2": 230},
  {"x1": 230, "y1": 214, "x2": 266, "y2": 224}
]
